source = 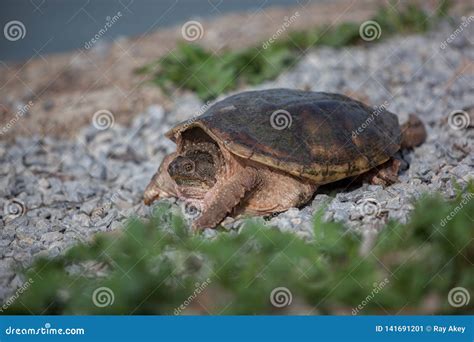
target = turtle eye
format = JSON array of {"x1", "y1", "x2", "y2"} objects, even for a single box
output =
[{"x1": 184, "y1": 163, "x2": 194, "y2": 172}]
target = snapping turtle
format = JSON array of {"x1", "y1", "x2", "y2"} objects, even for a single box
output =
[{"x1": 144, "y1": 89, "x2": 426, "y2": 229}]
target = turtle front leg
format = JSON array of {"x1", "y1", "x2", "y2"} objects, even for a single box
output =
[
  {"x1": 192, "y1": 167, "x2": 259, "y2": 230},
  {"x1": 366, "y1": 158, "x2": 401, "y2": 186}
]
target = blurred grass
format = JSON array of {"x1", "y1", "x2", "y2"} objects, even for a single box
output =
[
  {"x1": 137, "y1": 1, "x2": 450, "y2": 100},
  {"x1": 3, "y1": 182, "x2": 473, "y2": 315}
]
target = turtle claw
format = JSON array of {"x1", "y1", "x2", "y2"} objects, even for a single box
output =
[{"x1": 368, "y1": 158, "x2": 401, "y2": 186}]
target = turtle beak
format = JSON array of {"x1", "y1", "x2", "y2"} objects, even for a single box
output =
[
  {"x1": 144, "y1": 153, "x2": 178, "y2": 205},
  {"x1": 143, "y1": 180, "x2": 167, "y2": 205},
  {"x1": 143, "y1": 182, "x2": 161, "y2": 205}
]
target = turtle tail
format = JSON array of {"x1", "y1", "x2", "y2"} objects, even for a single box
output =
[{"x1": 400, "y1": 114, "x2": 427, "y2": 149}]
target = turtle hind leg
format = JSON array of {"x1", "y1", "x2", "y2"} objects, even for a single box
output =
[
  {"x1": 400, "y1": 114, "x2": 427, "y2": 149},
  {"x1": 192, "y1": 167, "x2": 259, "y2": 230}
]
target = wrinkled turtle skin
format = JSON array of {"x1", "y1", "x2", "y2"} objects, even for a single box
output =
[{"x1": 166, "y1": 89, "x2": 401, "y2": 184}]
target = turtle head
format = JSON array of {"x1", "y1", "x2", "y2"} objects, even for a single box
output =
[
  {"x1": 144, "y1": 128, "x2": 223, "y2": 206},
  {"x1": 167, "y1": 150, "x2": 217, "y2": 187}
]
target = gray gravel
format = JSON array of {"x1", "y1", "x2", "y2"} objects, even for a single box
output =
[{"x1": 1, "y1": 23, "x2": 473, "y2": 301}]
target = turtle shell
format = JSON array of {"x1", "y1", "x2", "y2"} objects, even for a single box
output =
[{"x1": 166, "y1": 89, "x2": 401, "y2": 183}]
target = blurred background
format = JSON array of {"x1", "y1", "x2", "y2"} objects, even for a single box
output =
[
  {"x1": 2, "y1": 0, "x2": 399, "y2": 139},
  {"x1": 1, "y1": 0, "x2": 308, "y2": 61}
]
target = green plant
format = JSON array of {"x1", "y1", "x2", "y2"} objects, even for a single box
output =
[
  {"x1": 138, "y1": 43, "x2": 296, "y2": 101},
  {"x1": 138, "y1": 2, "x2": 451, "y2": 101},
  {"x1": 3, "y1": 183, "x2": 473, "y2": 315},
  {"x1": 372, "y1": 4, "x2": 431, "y2": 35}
]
